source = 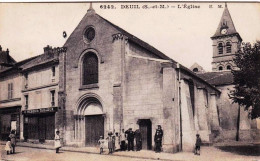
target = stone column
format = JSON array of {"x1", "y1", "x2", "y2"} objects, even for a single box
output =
[
  {"x1": 209, "y1": 93, "x2": 220, "y2": 130},
  {"x1": 196, "y1": 88, "x2": 210, "y2": 142},
  {"x1": 162, "y1": 66, "x2": 178, "y2": 152},
  {"x1": 180, "y1": 80, "x2": 196, "y2": 152}
]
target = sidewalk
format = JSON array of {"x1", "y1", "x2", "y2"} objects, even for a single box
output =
[{"x1": 1, "y1": 141, "x2": 259, "y2": 161}]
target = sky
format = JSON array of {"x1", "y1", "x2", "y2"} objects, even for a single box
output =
[{"x1": 0, "y1": 2, "x2": 260, "y2": 71}]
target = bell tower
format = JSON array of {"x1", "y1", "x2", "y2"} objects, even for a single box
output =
[{"x1": 211, "y1": 4, "x2": 242, "y2": 71}]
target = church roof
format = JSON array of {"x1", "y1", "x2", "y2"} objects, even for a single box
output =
[
  {"x1": 197, "y1": 71, "x2": 234, "y2": 86},
  {"x1": 211, "y1": 4, "x2": 242, "y2": 41},
  {"x1": 97, "y1": 15, "x2": 174, "y2": 61}
]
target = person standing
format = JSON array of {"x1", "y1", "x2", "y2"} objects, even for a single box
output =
[
  {"x1": 194, "y1": 134, "x2": 202, "y2": 155},
  {"x1": 98, "y1": 136, "x2": 105, "y2": 154},
  {"x1": 9, "y1": 130, "x2": 16, "y2": 154},
  {"x1": 135, "y1": 129, "x2": 142, "y2": 151},
  {"x1": 154, "y1": 125, "x2": 163, "y2": 153},
  {"x1": 107, "y1": 132, "x2": 113, "y2": 154},
  {"x1": 5, "y1": 137, "x2": 12, "y2": 155},
  {"x1": 126, "y1": 128, "x2": 135, "y2": 151},
  {"x1": 120, "y1": 129, "x2": 126, "y2": 151},
  {"x1": 54, "y1": 131, "x2": 62, "y2": 153}
]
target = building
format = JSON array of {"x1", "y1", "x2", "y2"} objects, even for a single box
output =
[
  {"x1": 19, "y1": 46, "x2": 63, "y2": 143},
  {"x1": 0, "y1": 47, "x2": 21, "y2": 140},
  {"x1": 58, "y1": 6, "x2": 221, "y2": 152},
  {"x1": 191, "y1": 4, "x2": 260, "y2": 141}
]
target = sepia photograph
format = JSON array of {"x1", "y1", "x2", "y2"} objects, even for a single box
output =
[{"x1": 0, "y1": 1, "x2": 259, "y2": 161}]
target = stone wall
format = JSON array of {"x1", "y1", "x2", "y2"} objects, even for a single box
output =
[{"x1": 217, "y1": 84, "x2": 259, "y2": 141}]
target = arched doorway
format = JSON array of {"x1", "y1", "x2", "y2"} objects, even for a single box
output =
[
  {"x1": 84, "y1": 103, "x2": 104, "y2": 146},
  {"x1": 75, "y1": 95, "x2": 104, "y2": 147}
]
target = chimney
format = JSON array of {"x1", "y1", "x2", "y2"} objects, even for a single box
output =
[
  {"x1": 43, "y1": 45, "x2": 52, "y2": 53},
  {"x1": 0, "y1": 45, "x2": 2, "y2": 51},
  {"x1": 6, "y1": 48, "x2": 9, "y2": 55}
]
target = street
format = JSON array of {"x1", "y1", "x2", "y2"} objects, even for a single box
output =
[
  {"x1": 0, "y1": 145, "x2": 259, "y2": 161},
  {"x1": 0, "y1": 145, "x2": 152, "y2": 161}
]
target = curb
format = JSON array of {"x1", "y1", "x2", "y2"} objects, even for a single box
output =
[{"x1": 0, "y1": 142, "x2": 181, "y2": 161}]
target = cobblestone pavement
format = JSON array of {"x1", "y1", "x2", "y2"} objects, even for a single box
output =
[{"x1": 0, "y1": 145, "x2": 259, "y2": 161}]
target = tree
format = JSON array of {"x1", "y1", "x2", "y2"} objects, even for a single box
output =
[{"x1": 230, "y1": 41, "x2": 260, "y2": 119}]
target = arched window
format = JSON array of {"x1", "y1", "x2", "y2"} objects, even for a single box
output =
[
  {"x1": 193, "y1": 68, "x2": 198, "y2": 72},
  {"x1": 218, "y1": 66, "x2": 223, "y2": 71},
  {"x1": 82, "y1": 52, "x2": 98, "y2": 85},
  {"x1": 226, "y1": 42, "x2": 232, "y2": 53},
  {"x1": 226, "y1": 65, "x2": 231, "y2": 70},
  {"x1": 218, "y1": 43, "x2": 223, "y2": 54}
]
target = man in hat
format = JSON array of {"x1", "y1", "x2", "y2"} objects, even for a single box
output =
[
  {"x1": 135, "y1": 129, "x2": 142, "y2": 151},
  {"x1": 154, "y1": 125, "x2": 163, "y2": 153},
  {"x1": 126, "y1": 128, "x2": 135, "y2": 151}
]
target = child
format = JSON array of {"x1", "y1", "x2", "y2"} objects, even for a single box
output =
[
  {"x1": 98, "y1": 136, "x2": 105, "y2": 154},
  {"x1": 54, "y1": 131, "x2": 62, "y2": 153},
  {"x1": 5, "y1": 137, "x2": 12, "y2": 155},
  {"x1": 194, "y1": 134, "x2": 202, "y2": 155},
  {"x1": 106, "y1": 132, "x2": 113, "y2": 154},
  {"x1": 114, "y1": 132, "x2": 120, "y2": 151}
]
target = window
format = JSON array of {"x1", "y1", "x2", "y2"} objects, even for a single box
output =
[
  {"x1": 84, "y1": 27, "x2": 95, "y2": 43},
  {"x1": 82, "y1": 52, "x2": 98, "y2": 85},
  {"x1": 227, "y1": 65, "x2": 231, "y2": 70},
  {"x1": 51, "y1": 90, "x2": 55, "y2": 106},
  {"x1": 226, "y1": 42, "x2": 232, "y2": 53},
  {"x1": 52, "y1": 66, "x2": 55, "y2": 77},
  {"x1": 218, "y1": 43, "x2": 223, "y2": 54},
  {"x1": 219, "y1": 66, "x2": 223, "y2": 71},
  {"x1": 25, "y1": 95, "x2": 28, "y2": 109},
  {"x1": 203, "y1": 89, "x2": 209, "y2": 108},
  {"x1": 24, "y1": 73, "x2": 28, "y2": 89},
  {"x1": 8, "y1": 83, "x2": 13, "y2": 99},
  {"x1": 187, "y1": 80, "x2": 195, "y2": 116},
  {"x1": 193, "y1": 68, "x2": 198, "y2": 72}
]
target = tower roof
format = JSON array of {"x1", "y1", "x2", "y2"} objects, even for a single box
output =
[{"x1": 211, "y1": 4, "x2": 241, "y2": 40}]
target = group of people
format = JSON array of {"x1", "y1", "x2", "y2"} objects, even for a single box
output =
[
  {"x1": 98, "y1": 125, "x2": 164, "y2": 154},
  {"x1": 4, "y1": 126, "x2": 202, "y2": 156},
  {"x1": 5, "y1": 130, "x2": 16, "y2": 155}
]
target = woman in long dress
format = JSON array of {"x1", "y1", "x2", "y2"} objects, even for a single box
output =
[
  {"x1": 54, "y1": 131, "x2": 62, "y2": 153},
  {"x1": 9, "y1": 130, "x2": 16, "y2": 154}
]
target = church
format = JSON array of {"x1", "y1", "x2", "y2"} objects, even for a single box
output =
[
  {"x1": 190, "y1": 4, "x2": 260, "y2": 142},
  {"x1": 0, "y1": 3, "x2": 259, "y2": 153}
]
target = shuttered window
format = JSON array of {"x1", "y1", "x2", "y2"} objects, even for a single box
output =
[
  {"x1": 8, "y1": 83, "x2": 13, "y2": 99},
  {"x1": 218, "y1": 43, "x2": 223, "y2": 54},
  {"x1": 226, "y1": 42, "x2": 232, "y2": 53}
]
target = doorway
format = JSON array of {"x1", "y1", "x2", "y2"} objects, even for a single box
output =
[
  {"x1": 139, "y1": 119, "x2": 152, "y2": 150},
  {"x1": 85, "y1": 115, "x2": 104, "y2": 146}
]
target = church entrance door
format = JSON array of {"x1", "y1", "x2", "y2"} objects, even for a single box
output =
[
  {"x1": 139, "y1": 119, "x2": 152, "y2": 150},
  {"x1": 85, "y1": 115, "x2": 104, "y2": 146}
]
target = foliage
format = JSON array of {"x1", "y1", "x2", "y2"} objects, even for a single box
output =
[{"x1": 230, "y1": 41, "x2": 260, "y2": 119}]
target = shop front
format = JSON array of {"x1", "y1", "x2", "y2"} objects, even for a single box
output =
[
  {"x1": 22, "y1": 107, "x2": 57, "y2": 143},
  {"x1": 0, "y1": 106, "x2": 21, "y2": 140}
]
